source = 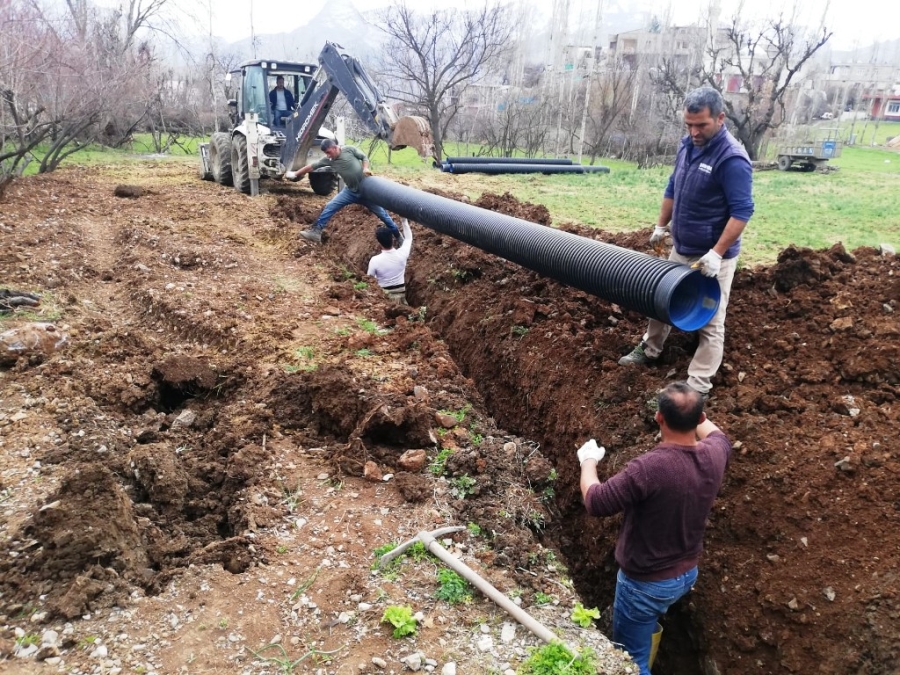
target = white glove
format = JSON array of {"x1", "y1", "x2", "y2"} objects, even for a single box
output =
[
  {"x1": 697, "y1": 249, "x2": 722, "y2": 277},
  {"x1": 577, "y1": 439, "x2": 606, "y2": 466},
  {"x1": 649, "y1": 226, "x2": 669, "y2": 246},
  {"x1": 285, "y1": 171, "x2": 298, "y2": 181}
]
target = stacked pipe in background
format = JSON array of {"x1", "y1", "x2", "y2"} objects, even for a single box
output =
[{"x1": 434, "y1": 156, "x2": 609, "y2": 175}]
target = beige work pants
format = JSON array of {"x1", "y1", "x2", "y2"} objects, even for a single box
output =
[{"x1": 642, "y1": 251, "x2": 738, "y2": 394}]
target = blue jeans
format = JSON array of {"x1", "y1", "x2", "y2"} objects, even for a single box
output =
[
  {"x1": 613, "y1": 567, "x2": 698, "y2": 675},
  {"x1": 314, "y1": 187, "x2": 399, "y2": 234},
  {"x1": 272, "y1": 109, "x2": 291, "y2": 127}
]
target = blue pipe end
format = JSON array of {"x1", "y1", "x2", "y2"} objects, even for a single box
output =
[{"x1": 661, "y1": 269, "x2": 721, "y2": 331}]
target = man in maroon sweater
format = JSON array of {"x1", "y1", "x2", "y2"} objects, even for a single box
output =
[{"x1": 578, "y1": 382, "x2": 731, "y2": 675}]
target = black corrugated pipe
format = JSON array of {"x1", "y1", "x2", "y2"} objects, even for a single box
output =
[
  {"x1": 445, "y1": 163, "x2": 610, "y2": 175},
  {"x1": 444, "y1": 157, "x2": 574, "y2": 165},
  {"x1": 358, "y1": 177, "x2": 720, "y2": 330}
]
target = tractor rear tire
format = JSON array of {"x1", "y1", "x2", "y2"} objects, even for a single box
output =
[
  {"x1": 309, "y1": 171, "x2": 337, "y2": 196},
  {"x1": 231, "y1": 134, "x2": 251, "y2": 194},
  {"x1": 210, "y1": 132, "x2": 233, "y2": 186},
  {"x1": 777, "y1": 155, "x2": 792, "y2": 171}
]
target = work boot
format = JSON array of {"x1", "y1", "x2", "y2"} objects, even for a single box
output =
[
  {"x1": 617, "y1": 342, "x2": 658, "y2": 366},
  {"x1": 299, "y1": 228, "x2": 323, "y2": 243}
]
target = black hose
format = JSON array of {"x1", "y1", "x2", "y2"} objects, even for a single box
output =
[
  {"x1": 443, "y1": 163, "x2": 610, "y2": 175},
  {"x1": 444, "y1": 157, "x2": 574, "y2": 165},
  {"x1": 358, "y1": 177, "x2": 719, "y2": 330}
]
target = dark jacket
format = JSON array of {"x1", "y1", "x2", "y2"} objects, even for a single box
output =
[
  {"x1": 269, "y1": 87, "x2": 295, "y2": 111},
  {"x1": 667, "y1": 126, "x2": 752, "y2": 259}
]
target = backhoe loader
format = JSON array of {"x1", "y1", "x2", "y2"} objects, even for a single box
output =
[{"x1": 199, "y1": 42, "x2": 434, "y2": 196}]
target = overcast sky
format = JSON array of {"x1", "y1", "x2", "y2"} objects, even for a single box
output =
[{"x1": 172, "y1": 0, "x2": 897, "y2": 52}]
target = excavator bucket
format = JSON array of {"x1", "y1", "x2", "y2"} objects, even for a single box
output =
[{"x1": 390, "y1": 116, "x2": 435, "y2": 159}]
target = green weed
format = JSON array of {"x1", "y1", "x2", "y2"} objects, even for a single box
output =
[
  {"x1": 449, "y1": 474, "x2": 477, "y2": 499},
  {"x1": 511, "y1": 325, "x2": 529, "y2": 337},
  {"x1": 467, "y1": 522, "x2": 482, "y2": 536},
  {"x1": 355, "y1": 348, "x2": 374, "y2": 357},
  {"x1": 518, "y1": 642, "x2": 598, "y2": 675},
  {"x1": 250, "y1": 641, "x2": 345, "y2": 673},
  {"x1": 534, "y1": 591, "x2": 554, "y2": 606},
  {"x1": 435, "y1": 568, "x2": 472, "y2": 605},
  {"x1": 429, "y1": 447, "x2": 454, "y2": 476},
  {"x1": 570, "y1": 602, "x2": 601, "y2": 628},
  {"x1": 381, "y1": 605, "x2": 417, "y2": 638},
  {"x1": 353, "y1": 281, "x2": 368, "y2": 290}
]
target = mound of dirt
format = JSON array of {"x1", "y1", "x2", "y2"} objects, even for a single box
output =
[{"x1": 319, "y1": 188, "x2": 900, "y2": 674}]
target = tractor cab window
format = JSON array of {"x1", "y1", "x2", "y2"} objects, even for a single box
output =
[
  {"x1": 241, "y1": 67, "x2": 269, "y2": 120},
  {"x1": 268, "y1": 74, "x2": 307, "y2": 104}
]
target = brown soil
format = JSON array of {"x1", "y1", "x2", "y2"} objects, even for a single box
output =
[{"x1": 0, "y1": 161, "x2": 898, "y2": 675}]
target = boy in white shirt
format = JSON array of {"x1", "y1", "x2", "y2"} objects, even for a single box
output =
[{"x1": 367, "y1": 218, "x2": 413, "y2": 304}]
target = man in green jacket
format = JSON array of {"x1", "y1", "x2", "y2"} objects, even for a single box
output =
[{"x1": 287, "y1": 139, "x2": 402, "y2": 245}]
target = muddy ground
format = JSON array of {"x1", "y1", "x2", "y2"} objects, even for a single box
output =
[{"x1": 1, "y1": 161, "x2": 899, "y2": 674}]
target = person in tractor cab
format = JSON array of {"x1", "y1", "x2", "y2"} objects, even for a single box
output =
[
  {"x1": 577, "y1": 382, "x2": 731, "y2": 675},
  {"x1": 269, "y1": 76, "x2": 295, "y2": 127},
  {"x1": 287, "y1": 139, "x2": 403, "y2": 246}
]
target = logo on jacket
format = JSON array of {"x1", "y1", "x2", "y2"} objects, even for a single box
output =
[{"x1": 699, "y1": 163, "x2": 713, "y2": 174}]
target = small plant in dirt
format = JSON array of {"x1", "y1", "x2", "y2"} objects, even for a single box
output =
[
  {"x1": 518, "y1": 642, "x2": 598, "y2": 675},
  {"x1": 339, "y1": 266, "x2": 354, "y2": 280},
  {"x1": 218, "y1": 618, "x2": 229, "y2": 629},
  {"x1": 381, "y1": 605, "x2": 417, "y2": 638},
  {"x1": 408, "y1": 541, "x2": 430, "y2": 562},
  {"x1": 429, "y1": 447, "x2": 453, "y2": 476},
  {"x1": 15, "y1": 633, "x2": 40, "y2": 647},
  {"x1": 276, "y1": 545, "x2": 288, "y2": 554},
  {"x1": 533, "y1": 591, "x2": 555, "y2": 606},
  {"x1": 467, "y1": 522, "x2": 482, "y2": 536},
  {"x1": 280, "y1": 482, "x2": 304, "y2": 513},
  {"x1": 439, "y1": 403, "x2": 471, "y2": 424},
  {"x1": 250, "y1": 641, "x2": 345, "y2": 673},
  {"x1": 353, "y1": 281, "x2": 368, "y2": 290},
  {"x1": 334, "y1": 326, "x2": 351, "y2": 336},
  {"x1": 449, "y1": 474, "x2": 477, "y2": 499},
  {"x1": 355, "y1": 348, "x2": 374, "y2": 357},
  {"x1": 290, "y1": 568, "x2": 320, "y2": 600},
  {"x1": 570, "y1": 602, "x2": 600, "y2": 628},
  {"x1": 356, "y1": 317, "x2": 386, "y2": 334},
  {"x1": 511, "y1": 325, "x2": 529, "y2": 337},
  {"x1": 435, "y1": 568, "x2": 472, "y2": 605},
  {"x1": 284, "y1": 346, "x2": 317, "y2": 373},
  {"x1": 410, "y1": 305, "x2": 427, "y2": 322},
  {"x1": 470, "y1": 427, "x2": 484, "y2": 445}
]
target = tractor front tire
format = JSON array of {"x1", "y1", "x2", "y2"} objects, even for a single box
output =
[
  {"x1": 309, "y1": 171, "x2": 337, "y2": 196},
  {"x1": 210, "y1": 133, "x2": 233, "y2": 186},
  {"x1": 231, "y1": 134, "x2": 251, "y2": 194},
  {"x1": 777, "y1": 155, "x2": 792, "y2": 172}
]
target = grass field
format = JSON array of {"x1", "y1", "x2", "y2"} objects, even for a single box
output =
[{"x1": 28, "y1": 127, "x2": 900, "y2": 266}]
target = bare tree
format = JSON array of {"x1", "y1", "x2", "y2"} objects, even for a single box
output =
[
  {"x1": 375, "y1": 2, "x2": 512, "y2": 160},
  {"x1": 655, "y1": 16, "x2": 831, "y2": 160},
  {"x1": 0, "y1": 0, "x2": 172, "y2": 193},
  {"x1": 581, "y1": 67, "x2": 636, "y2": 165}
]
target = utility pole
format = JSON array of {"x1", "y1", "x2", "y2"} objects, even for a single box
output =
[{"x1": 250, "y1": 0, "x2": 257, "y2": 59}]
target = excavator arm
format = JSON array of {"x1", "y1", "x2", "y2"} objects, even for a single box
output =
[{"x1": 279, "y1": 42, "x2": 434, "y2": 172}]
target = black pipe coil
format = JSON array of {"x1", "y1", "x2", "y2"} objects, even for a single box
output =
[
  {"x1": 444, "y1": 156, "x2": 574, "y2": 165},
  {"x1": 358, "y1": 177, "x2": 719, "y2": 330},
  {"x1": 443, "y1": 163, "x2": 610, "y2": 175}
]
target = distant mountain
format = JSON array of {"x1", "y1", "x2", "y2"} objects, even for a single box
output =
[
  {"x1": 224, "y1": 0, "x2": 382, "y2": 63},
  {"x1": 827, "y1": 38, "x2": 900, "y2": 65}
]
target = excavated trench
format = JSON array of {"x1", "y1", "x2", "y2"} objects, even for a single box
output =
[{"x1": 288, "y1": 188, "x2": 900, "y2": 675}]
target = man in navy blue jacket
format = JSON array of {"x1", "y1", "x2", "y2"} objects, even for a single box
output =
[
  {"x1": 269, "y1": 76, "x2": 295, "y2": 127},
  {"x1": 619, "y1": 86, "x2": 754, "y2": 399}
]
